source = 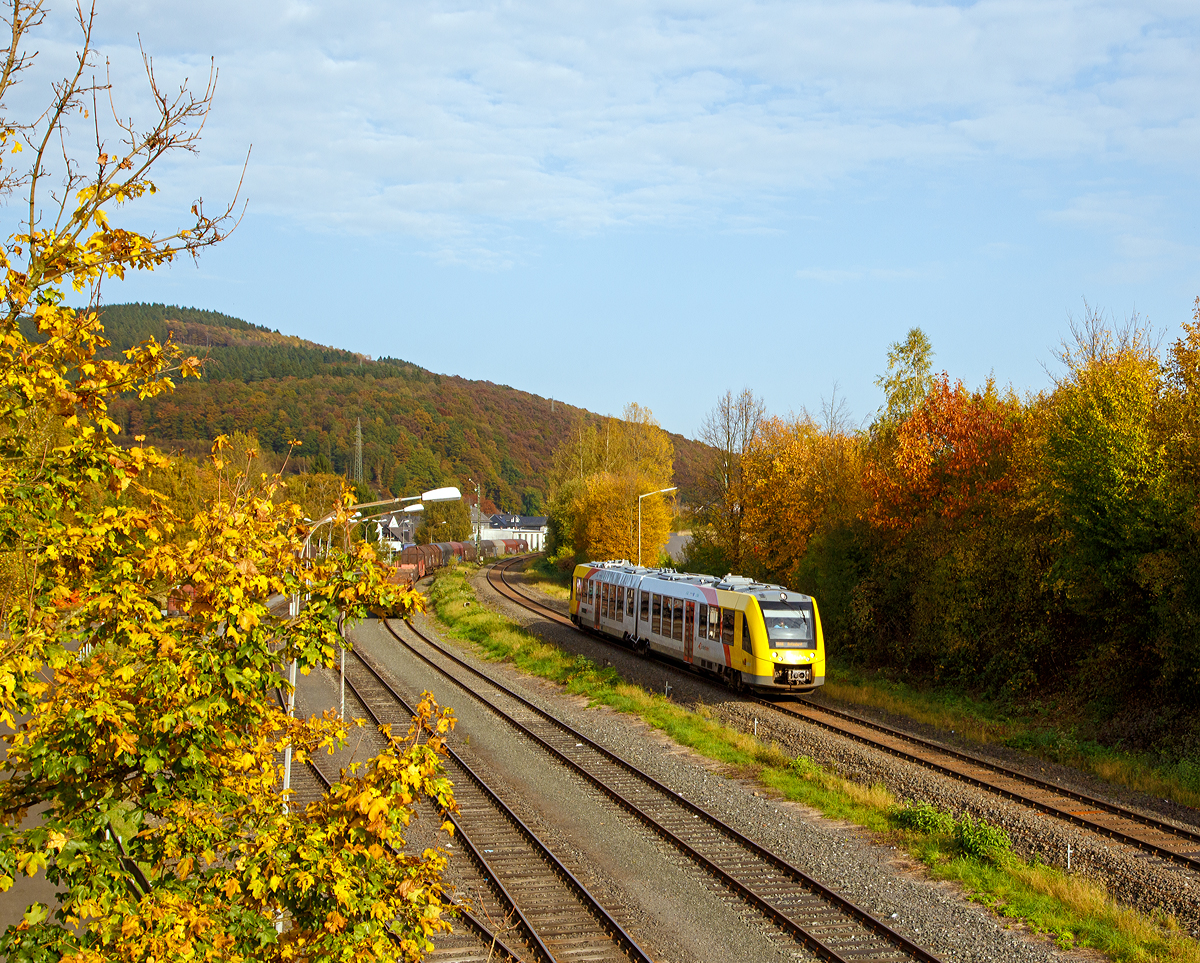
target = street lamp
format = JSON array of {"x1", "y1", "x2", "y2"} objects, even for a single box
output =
[
  {"x1": 284, "y1": 485, "x2": 462, "y2": 806},
  {"x1": 638, "y1": 487, "x2": 677, "y2": 568},
  {"x1": 467, "y1": 477, "x2": 482, "y2": 545},
  {"x1": 301, "y1": 486, "x2": 461, "y2": 558}
]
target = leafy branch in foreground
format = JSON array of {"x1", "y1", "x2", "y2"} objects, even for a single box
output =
[{"x1": 0, "y1": 5, "x2": 456, "y2": 961}]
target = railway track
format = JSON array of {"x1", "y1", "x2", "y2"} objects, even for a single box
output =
[
  {"x1": 382, "y1": 615, "x2": 945, "y2": 963},
  {"x1": 279, "y1": 694, "x2": 524, "y2": 963},
  {"x1": 340, "y1": 636, "x2": 653, "y2": 963},
  {"x1": 486, "y1": 555, "x2": 1200, "y2": 877}
]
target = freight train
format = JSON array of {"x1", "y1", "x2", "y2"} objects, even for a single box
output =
[
  {"x1": 396, "y1": 538, "x2": 529, "y2": 582},
  {"x1": 569, "y1": 560, "x2": 824, "y2": 694}
]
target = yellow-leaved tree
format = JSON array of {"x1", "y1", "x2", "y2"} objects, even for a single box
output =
[
  {"x1": 547, "y1": 403, "x2": 674, "y2": 564},
  {"x1": 0, "y1": 6, "x2": 456, "y2": 961}
]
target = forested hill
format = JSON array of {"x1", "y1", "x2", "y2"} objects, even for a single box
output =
[{"x1": 95, "y1": 303, "x2": 708, "y2": 513}]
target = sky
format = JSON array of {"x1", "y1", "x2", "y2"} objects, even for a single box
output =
[{"x1": 14, "y1": 1, "x2": 1200, "y2": 437}]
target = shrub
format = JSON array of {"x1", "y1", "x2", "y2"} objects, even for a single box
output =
[
  {"x1": 955, "y1": 812, "x2": 1012, "y2": 864},
  {"x1": 893, "y1": 801, "x2": 956, "y2": 835}
]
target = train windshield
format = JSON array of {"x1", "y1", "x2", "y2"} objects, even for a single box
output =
[{"x1": 759, "y1": 600, "x2": 816, "y2": 649}]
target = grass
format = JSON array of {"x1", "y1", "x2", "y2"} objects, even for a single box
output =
[
  {"x1": 424, "y1": 566, "x2": 1200, "y2": 963},
  {"x1": 522, "y1": 556, "x2": 572, "y2": 601},
  {"x1": 823, "y1": 661, "x2": 1200, "y2": 810}
]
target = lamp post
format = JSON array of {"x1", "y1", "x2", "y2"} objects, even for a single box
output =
[
  {"x1": 638, "y1": 487, "x2": 677, "y2": 567},
  {"x1": 467, "y1": 477, "x2": 482, "y2": 546},
  {"x1": 284, "y1": 485, "x2": 462, "y2": 805}
]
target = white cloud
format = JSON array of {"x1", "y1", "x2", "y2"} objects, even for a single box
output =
[{"x1": 11, "y1": 1, "x2": 1199, "y2": 261}]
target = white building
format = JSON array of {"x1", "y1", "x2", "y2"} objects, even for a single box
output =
[{"x1": 481, "y1": 513, "x2": 549, "y2": 551}]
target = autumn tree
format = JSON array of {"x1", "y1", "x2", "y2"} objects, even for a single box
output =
[
  {"x1": 873, "y1": 327, "x2": 935, "y2": 429},
  {"x1": 1039, "y1": 309, "x2": 1183, "y2": 684},
  {"x1": 690, "y1": 388, "x2": 765, "y2": 573},
  {"x1": 416, "y1": 497, "x2": 471, "y2": 543},
  {"x1": 740, "y1": 411, "x2": 863, "y2": 586},
  {"x1": 0, "y1": 7, "x2": 456, "y2": 961},
  {"x1": 546, "y1": 404, "x2": 674, "y2": 563},
  {"x1": 570, "y1": 470, "x2": 673, "y2": 565},
  {"x1": 864, "y1": 374, "x2": 1018, "y2": 532}
]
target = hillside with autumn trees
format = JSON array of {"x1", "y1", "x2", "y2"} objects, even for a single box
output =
[
  {"x1": 681, "y1": 312, "x2": 1200, "y2": 764},
  {"x1": 90, "y1": 302, "x2": 710, "y2": 512}
]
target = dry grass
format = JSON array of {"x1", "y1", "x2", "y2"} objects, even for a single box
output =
[{"x1": 821, "y1": 676, "x2": 1016, "y2": 744}]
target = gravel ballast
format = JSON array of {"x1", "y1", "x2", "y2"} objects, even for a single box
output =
[
  {"x1": 324, "y1": 573, "x2": 1096, "y2": 963},
  {"x1": 473, "y1": 564, "x2": 1200, "y2": 944}
]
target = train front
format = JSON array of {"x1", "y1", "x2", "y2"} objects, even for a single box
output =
[{"x1": 749, "y1": 591, "x2": 825, "y2": 693}]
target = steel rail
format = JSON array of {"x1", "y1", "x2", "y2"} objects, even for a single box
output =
[
  {"x1": 383, "y1": 616, "x2": 943, "y2": 963},
  {"x1": 322, "y1": 664, "x2": 552, "y2": 963},
  {"x1": 760, "y1": 699, "x2": 1200, "y2": 871},
  {"x1": 487, "y1": 556, "x2": 1200, "y2": 875},
  {"x1": 271, "y1": 689, "x2": 523, "y2": 962},
  {"x1": 342, "y1": 637, "x2": 654, "y2": 963}
]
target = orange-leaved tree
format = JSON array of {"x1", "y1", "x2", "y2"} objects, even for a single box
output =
[
  {"x1": 0, "y1": 6, "x2": 456, "y2": 962},
  {"x1": 864, "y1": 374, "x2": 1018, "y2": 532}
]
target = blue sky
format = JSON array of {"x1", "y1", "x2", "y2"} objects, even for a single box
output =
[{"x1": 21, "y1": 1, "x2": 1200, "y2": 437}]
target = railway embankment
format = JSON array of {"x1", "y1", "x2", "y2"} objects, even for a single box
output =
[
  {"x1": 459, "y1": 559, "x2": 1200, "y2": 961},
  {"x1": 403, "y1": 573, "x2": 1063, "y2": 963}
]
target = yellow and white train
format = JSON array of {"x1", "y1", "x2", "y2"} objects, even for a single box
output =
[{"x1": 569, "y1": 560, "x2": 825, "y2": 694}]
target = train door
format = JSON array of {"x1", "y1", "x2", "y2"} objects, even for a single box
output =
[{"x1": 684, "y1": 600, "x2": 695, "y2": 662}]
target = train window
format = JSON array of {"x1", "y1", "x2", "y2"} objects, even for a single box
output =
[
  {"x1": 627, "y1": 586, "x2": 635, "y2": 616},
  {"x1": 698, "y1": 603, "x2": 707, "y2": 637},
  {"x1": 640, "y1": 591, "x2": 649, "y2": 622},
  {"x1": 742, "y1": 614, "x2": 753, "y2": 654},
  {"x1": 575, "y1": 577, "x2": 582, "y2": 601},
  {"x1": 588, "y1": 580, "x2": 594, "y2": 604},
  {"x1": 652, "y1": 594, "x2": 662, "y2": 634},
  {"x1": 708, "y1": 607, "x2": 720, "y2": 641},
  {"x1": 721, "y1": 608, "x2": 735, "y2": 645},
  {"x1": 760, "y1": 599, "x2": 817, "y2": 649},
  {"x1": 672, "y1": 598, "x2": 684, "y2": 641}
]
